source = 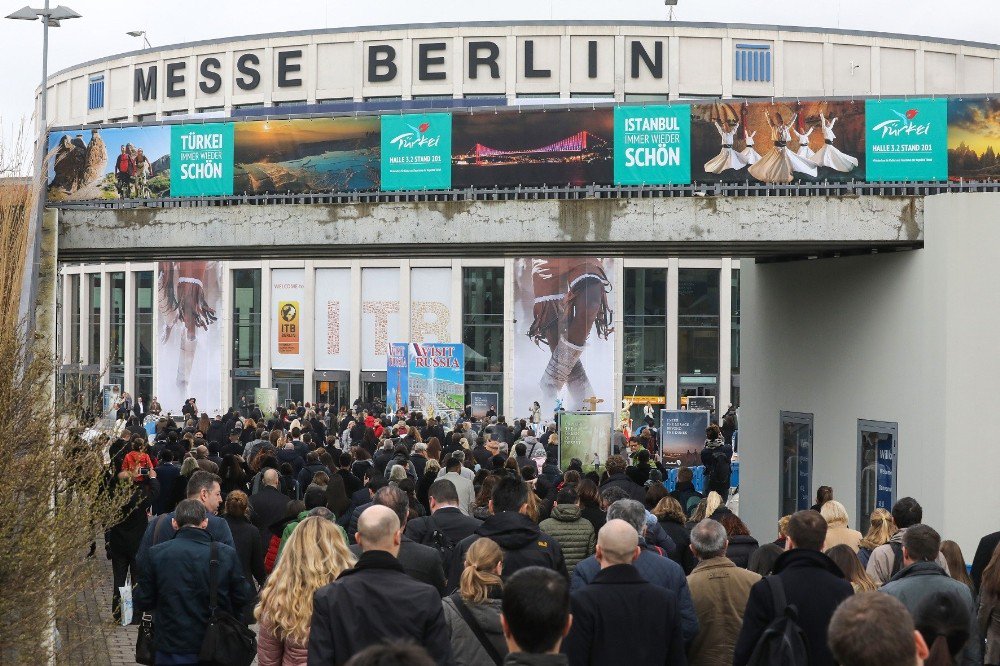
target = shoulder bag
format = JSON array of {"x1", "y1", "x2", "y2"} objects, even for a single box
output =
[
  {"x1": 451, "y1": 594, "x2": 503, "y2": 665},
  {"x1": 199, "y1": 542, "x2": 257, "y2": 666}
]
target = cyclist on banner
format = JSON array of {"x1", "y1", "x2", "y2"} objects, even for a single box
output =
[
  {"x1": 134, "y1": 148, "x2": 153, "y2": 198},
  {"x1": 114, "y1": 145, "x2": 135, "y2": 198}
]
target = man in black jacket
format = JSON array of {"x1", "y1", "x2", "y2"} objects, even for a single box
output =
[
  {"x1": 971, "y1": 528, "x2": 1000, "y2": 593},
  {"x1": 669, "y1": 466, "x2": 703, "y2": 517},
  {"x1": 350, "y1": 485, "x2": 446, "y2": 594},
  {"x1": 564, "y1": 519, "x2": 686, "y2": 665},
  {"x1": 599, "y1": 455, "x2": 645, "y2": 502},
  {"x1": 404, "y1": 479, "x2": 482, "y2": 570},
  {"x1": 249, "y1": 469, "x2": 291, "y2": 551},
  {"x1": 448, "y1": 476, "x2": 567, "y2": 591},
  {"x1": 134, "y1": 500, "x2": 251, "y2": 663},
  {"x1": 308, "y1": 505, "x2": 454, "y2": 664},
  {"x1": 733, "y1": 510, "x2": 854, "y2": 666}
]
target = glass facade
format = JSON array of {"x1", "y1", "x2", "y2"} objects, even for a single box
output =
[
  {"x1": 69, "y1": 274, "x2": 81, "y2": 364},
  {"x1": 134, "y1": 271, "x2": 154, "y2": 402},
  {"x1": 109, "y1": 272, "x2": 126, "y2": 389},
  {"x1": 463, "y1": 267, "x2": 504, "y2": 413},
  {"x1": 232, "y1": 269, "x2": 262, "y2": 408},
  {"x1": 678, "y1": 268, "x2": 720, "y2": 406},
  {"x1": 88, "y1": 274, "x2": 101, "y2": 365},
  {"x1": 731, "y1": 268, "x2": 741, "y2": 407},
  {"x1": 623, "y1": 268, "x2": 667, "y2": 422}
]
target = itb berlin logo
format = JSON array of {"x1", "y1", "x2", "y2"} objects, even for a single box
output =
[{"x1": 381, "y1": 113, "x2": 453, "y2": 190}]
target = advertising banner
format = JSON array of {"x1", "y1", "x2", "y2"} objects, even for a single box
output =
[
  {"x1": 948, "y1": 97, "x2": 1000, "y2": 181},
  {"x1": 557, "y1": 411, "x2": 614, "y2": 473},
  {"x1": 361, "y1": 267, "x2": 401, "y2": 371},
  {"x1": 408, "y1": 343, "x2": 465, "y2": 427},
  {"x1": 233, "y1": 117, "x2": 380, "y2": 194},
  {"x1": 102, "y1": 384, "x2": 121, "y2": 416},
  {"x1": 512, "y1": 257, "x2": 616, "y2": 419},
  {"x1": 691, "y1": 100, "x2": 865, "y2": 183},
  {"x1": 381, "y1": 113, "x2": 452, "y2": 190},
  {"x1": 386, "y1": 343, "x2": 410, "y2": 413},
  {"x1": 866, "y1": 98, "x2": 948, "y2": 181},
  {"x1": 471, "y1": 392, "x2": 499, "y2": 419},
  {"x1": 156, "y1": 261, "x2": 223, "y2": 415},
  {"x1": 170, "y1": 123, "x2": 235, "y2": 196},
  {"x1": 254, "y1": 387, "x2": 279, "y2": 415},
  {"x1": 614, "y1": 105, "x2": 691, "y2": 185},
  {"x1": 410, "y1": 267, "x2": 453, "y2": 344},
  {"x1": 47, "y1": 126, "x2": 171, "y2": 201},
  {"x1": 314, "y1": 268, "x2": 352, "y2": 370},
  {"x1": 660, "y1": 409, "x2": 710, "y2": 466},
  {"x1": 452, "y1": 108, "x2": 613, "y2": 188},
  {"x1": 686, "y1": 395, "x2": 717, "y2": 418},
  {"x1": 271, "y1": 268, "x2": 305, "y2": 369}
]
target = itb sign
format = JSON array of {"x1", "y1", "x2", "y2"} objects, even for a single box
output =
[
  {"x1": 865, "y1": 98, "x2": 947, "y2": 182},
  {"x1": 380, "y1": 113, "x2": 452, "y2": 190},
  {"x1": 614, "y1": 105, "x2": 691, "y2": 185},
  {"x1": 170, "y1": 123, "x2": 234, "y2": 196}
]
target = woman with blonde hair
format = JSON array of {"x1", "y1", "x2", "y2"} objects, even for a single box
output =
[
  {"x1": 442, "y1": 538, "x2": 508, "y2": 665},
  {"x1": 858, "y1": 507, "x2": 897, "y2": 568},
  {"x1": 821, "y1": 500, "x2": 863, "y2": 552},
  {"x1": 256, "y1": 517, "x2": 356, "y2": 665}
]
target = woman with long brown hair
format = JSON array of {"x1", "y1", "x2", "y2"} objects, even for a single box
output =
[
  {"x1": 825, "y1": 544, "x2": 878, "y2": 593},
  {"x1": 978, "y1": 543, "x2": 1000, "y2": 665},
  {"x1": 441, "y1": 538, "x2": 507, "y2": 665},
  {"x1": 256, "y1": 517, "x2": 355, "y2": 666},
  {"x1": 472, "y1": 475, "x2": 499, "y2": 521}
]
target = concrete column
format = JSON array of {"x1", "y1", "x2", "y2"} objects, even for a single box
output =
[
  {"x1": 303, "y1": 261, "x2": 316, "y2": 403},
  {"x1": 666, "y1": 258, "x2": 680, "y2": 408},
  {"x1": 613, "y1": 258, "x2": 625, "y2": 424},
  {"x1": 719, "y1": 259, "x2": 733, "y2": 412},
  {"x1": 503, "y1": 258, "x2": 515, "y2": 415},
  {"x1": 349, "y1": 261, "x2": 362, "y2": 401},
  {"x1": 100, "y1": 268, "x2": 110, "y2": 384},
  {"x1": 220, "y1": 263, "x2": 233, "y2": 410},
  {"x1": 61, "y1": 270, "x2": 73, "y2": 365},
  {"x1": 399, "y1": 260, "x2": 411, "y2": 344},
  {"x1": 79, "y1": 272, "x2": 90, "y2": 365},
  {"x1": 450, "y1": 259, "x2": 463, "y2": 343},
  {"x1": 260, "y1": 261, "x2": 272, "y2": 389},
  {"x1": 124, "y1": 267, "x2": 135, "y2": 395}
]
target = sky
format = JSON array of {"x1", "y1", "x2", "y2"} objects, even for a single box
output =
[{"x1": 1, "y1": 0, "x2": 997, "y2": 171}]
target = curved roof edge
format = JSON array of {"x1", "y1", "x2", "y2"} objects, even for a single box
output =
[{"x1": 48, "y1": 19, "x2": 1000, "y2": 81}]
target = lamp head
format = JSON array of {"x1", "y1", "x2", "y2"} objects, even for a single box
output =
[{"x1": 6, "y1": 6, "x2": 40, "y2": 20}]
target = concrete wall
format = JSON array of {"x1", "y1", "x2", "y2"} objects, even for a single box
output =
[
  {"x1": 739, "y1": 191, "x2": 1000, "y2": 557},
  {"x1": 57, "y1": 194, "x2": 923, "y2": 261}
]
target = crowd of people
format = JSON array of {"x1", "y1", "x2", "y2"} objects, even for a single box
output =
[{"x1": 98, "y1": 398, "x2": 1000, "y2": 665}]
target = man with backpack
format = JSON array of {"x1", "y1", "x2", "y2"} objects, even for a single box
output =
[
  {"x1": 867, "y1": 497, "x2": 950, "y2": 586},
  {"x1": 701, "y1": 424, "x2": 733, "y2": 502},
  {"x1": 405, "y1": 479, "x2": 482, "y2": 572},
  {"x1": 733, "y1": 510, "x2": 853, "y2": 666}
]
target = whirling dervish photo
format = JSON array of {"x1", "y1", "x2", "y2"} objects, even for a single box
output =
[
  {"x1": 810, "y1": 112, "x2": 859, "y2": 173},
  {"x1": 748, "y1": 111, "x2": 818, "y2": 183},
  {"x1": 792, "y1": 124, "x2": 815, "y2": 160},
  {"x1": 704, "y1": 119, "x2": 749, "y2": 173},
  {"x1": 740, "y1": 129, "x2": 761, "y2": 165}
]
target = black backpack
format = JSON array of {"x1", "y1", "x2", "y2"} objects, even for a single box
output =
[
  {"x1": 419, "y1": 514, "x2": 458, "y2": 570},
  {"x1": 709, "y1": 449, "x2": 731, "y2": 486},
  {"x1": 746, "y1": 576, "x2": 810, "y2": 666},
  {"x1": 889, "y1": 541, "x2": 905, "y2": 577}
]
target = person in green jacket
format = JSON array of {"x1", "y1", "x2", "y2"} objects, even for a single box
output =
[
  {"x1": 539, "y1": 487, "x2": 596, "y2": 576},
  {"x1": 277, "y1": 488, "x2": 349, "y2": 560}
]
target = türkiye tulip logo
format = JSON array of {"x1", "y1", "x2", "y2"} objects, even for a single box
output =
[
  {"x1": 389, "y1": 120, "x2": 441, "y2": 149},
  {"x1": 871, "y1": 107, "x2": 931, "y2": 138}
]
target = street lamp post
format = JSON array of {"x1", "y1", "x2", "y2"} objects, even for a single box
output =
[
  {"x1": 6, "y1": 2, "x2": 81, "y2": 337},
  {"x1": 126, "y1": 29, "x2": 152, "y2": 49}
]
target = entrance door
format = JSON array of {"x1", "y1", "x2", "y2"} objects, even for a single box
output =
[
  {"x1": 272, "y1": 371, "x2": 304, "y2": 408},
  {"x1": 362, "y1": 381, "x2": 386, "y2": 406},
  {"x1": 857, "y1": 420, "x2": 898, "y2": 533},
  {"x1": 779, "y1": 411, "x2": 813, "y2": 517},
  {"x1": 316, "y1": 380, "x2": 349, "y2": 414}
]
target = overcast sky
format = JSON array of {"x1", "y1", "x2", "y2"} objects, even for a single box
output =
[{"x1": 1, "y1": 0, "x2": 997, "y2": 168}]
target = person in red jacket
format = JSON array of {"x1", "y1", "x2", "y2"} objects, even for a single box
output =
[{"x1": 114, "y1": 145, "x2": 134, "y2": 197}]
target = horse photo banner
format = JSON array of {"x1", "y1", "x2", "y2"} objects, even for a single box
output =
[{"x1": 45, "y1": 95, "x2": 1000, "y2": 202}]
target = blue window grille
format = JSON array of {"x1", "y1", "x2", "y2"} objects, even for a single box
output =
[
  {"x1": 88, "y1": 74, "x2": 104, "y2": 110},
  {"x1": 734, "y1": 44, "x2": 771, "y2": 82}
]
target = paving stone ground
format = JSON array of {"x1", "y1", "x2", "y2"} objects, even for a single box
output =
[{"x1": 55, "y1": 553, "x2": 257, "y2": 666}]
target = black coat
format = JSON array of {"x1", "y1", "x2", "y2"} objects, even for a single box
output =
[
  {"x1": 134, "y1": 528, "x2": 252, "y2": 656},
  {"x1": 308, "y1": 550, "x2": 454, "y2": 665},
  {"x1": 337, "y1": 469, "x2": 363, "y2": 497},
  {"x1": 410, "y1": 453, "x2": 428, "y2": 478},
  {"x1": 448, "y1": 511, "x2": 568, "y2": 591},
  {"x1": 599, "y1": 473, "x2": 646, "y2": 502},
  {"x1": 660, "y1": 517, "x2": 697, "y2": 575},
  {"x1": 564, "y1": 564, "x2": 686, "y2": 666},
  {"x1": 106, "y1": 477, "x2": 159, "y2": 559},
  {"x1": 972, "y1": 530, "x2": 1000, "y2": 593},
  {"x1": 405, "y1": 507, "x2": 483, "y2": 569},
  {"x1": 349, "y1": 537, "x2": 447, "y2": 594},
  {"x1": 670, "y1": 481, "x2": 703, "y2": 517},
  {"x1": 224, "y1": 516, "x2": 266, "y2": 587},
  {"x1": 734, "y1": 549, "x2": 853, "y2": 666},
  {"x1": 580, "y1": 503, "x2": 606, "y2": 535},
  {"x1": 249, "y1": 486, "x2": 291, "y2": 551},
  {"x1": 151, "y1": 464, "x2": 180, "y2": 515},
  {"x1": 725, "y1": 534, "x2": 760, "y2": 570}
]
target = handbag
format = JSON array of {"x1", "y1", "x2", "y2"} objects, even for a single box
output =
[
  {"x1": 118, "y1": 572, "x2": 134, "y2": 626},
  {"x1": 134, "y1": 613, "x2": 155, "y2": 665},
  {"x1": 451, "y1": 594, "x2": 503, "y2": 665},
  {"x1": 199, "y1": 542, "x2": 258, "y2": 666}
]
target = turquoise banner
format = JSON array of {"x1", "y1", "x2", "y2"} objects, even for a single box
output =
[
  {"x1": 614, "y1": 105, "x2": 691, "y2": 185},
  {"x1": 170, "y1": 123, "x2": 234, "y2": 196},
  {"x1": 865, "y1": 98, "x2": 948, "y2": 182},
  {"x1": 381, "y1": 113, "x2": 452, "y2": 190}
]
